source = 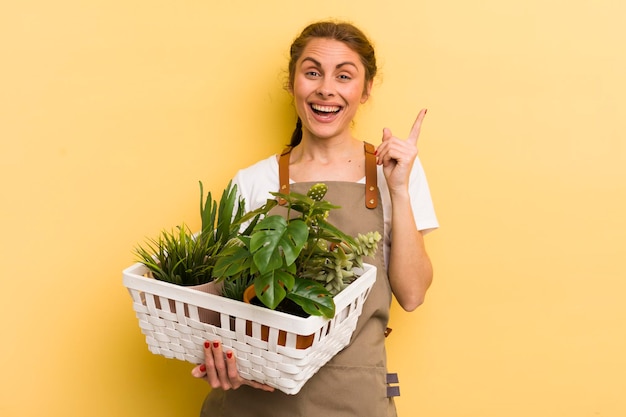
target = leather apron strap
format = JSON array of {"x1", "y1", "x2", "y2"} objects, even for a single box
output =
[
  {"x1": 277, "y1": 147, "x2": 291, "y2": 205},
  {"x1": 363, "y1": 142, "x2": 378, "y2": 209},
  {"x1": 278, "y1": 143, "x2": 379, "y2": 208}
]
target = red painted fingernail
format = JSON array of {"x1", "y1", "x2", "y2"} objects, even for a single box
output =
[
  {"x1": 199, "y1": 364, "x2": 206, "y2": 372},
  {"x1": 213, "y1": 341, "x2": 220, "y2": 348},
  {"x1": 226, "y1": 351, "x2": 233, "y2": 359},
  {"x1": 424, "y1": 109, "x2": 428, "y2": 115},
  {"x1": 204, "y1": 341, "x2": 210, "y2": 349}
]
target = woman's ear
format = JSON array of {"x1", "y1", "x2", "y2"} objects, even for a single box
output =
[{"x1": 360, "y1": 79, "x2": 373, "y2": 103}]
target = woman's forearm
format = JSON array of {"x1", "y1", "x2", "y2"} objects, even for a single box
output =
[{"x1": 387, "y1": 191, "x2": 433, "y2": 311}]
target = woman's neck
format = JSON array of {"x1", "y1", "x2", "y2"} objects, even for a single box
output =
[{"x1": 287, "y1": 137, "x2": 366, "y2": 183}]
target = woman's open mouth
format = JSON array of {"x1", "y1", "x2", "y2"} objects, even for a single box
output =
[{"x1": 311, "y1": 103, "x2": 342, "y2": 117}]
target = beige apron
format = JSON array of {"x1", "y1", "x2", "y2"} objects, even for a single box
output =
[{"x1": 201, "y1": 145, "x2": 397, "y2": 417}]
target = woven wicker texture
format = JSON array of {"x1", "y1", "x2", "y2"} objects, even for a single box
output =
[{"x1": 123, "y1": 263, "x2": 376, "y2": 394}]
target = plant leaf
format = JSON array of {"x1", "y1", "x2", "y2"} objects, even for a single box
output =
[
  {"x1": 314, "y1": 217, "x2": 358, "y2": 247},
  {"x1": 214, "y1": 180, "x2": 238, "y2": 245},
  {"x1": 250, "y1": 216, "x2": 308, "y2": 274},
  {"x1": 286, "y1": 279, "x2": 335, "y2": 318},
  {"x1": 199, "y1": 181, "x2": 217, "y2": 242},
  {"x1": 255, "y1": 270, "x2": 295, "y2": 310},
  {"x1": 212, "y1": 243, "x2": 252, "y2": 279}
]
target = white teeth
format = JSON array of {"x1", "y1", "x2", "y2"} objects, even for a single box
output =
[{"x1": 311, "y1": 104, "x2": 340, "y2": 113}]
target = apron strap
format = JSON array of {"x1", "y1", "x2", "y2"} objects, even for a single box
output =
[
  {"x1": 277, "y1": 147, "x2": 291, "y2": 205},
  {"x1": 277, "y1": 143, "x2": 378, "y2": 209},
  {"x1": 363, "y1": 142, "x2": 378, "y2": 209}
]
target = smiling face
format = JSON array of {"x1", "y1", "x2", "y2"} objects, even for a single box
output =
[{"x1": 289, "y1": 38, "x2": 373, "y2": 143}]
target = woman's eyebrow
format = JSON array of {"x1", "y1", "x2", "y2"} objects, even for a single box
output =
[
  {"x1": 301, "y1": 57, "x2": 322, "y2": 67},
  {"x1": 301, "y1": 57, "x2": 360, "y2": 72},
  {"x1": 336, "y1": 61, "x2": 359, "y2": 72}
]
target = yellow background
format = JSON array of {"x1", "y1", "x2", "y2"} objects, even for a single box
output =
[{"x1": 1, "y1": 1, "x2": 625, "y2": 416}]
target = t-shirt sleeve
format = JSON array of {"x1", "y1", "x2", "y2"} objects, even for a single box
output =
[
  {"x1": 231, "y1": 155, "x2": 279, "y2": 213},
  {"x1": 409, "y1": 156, "x2": 439, "y2": 234}
]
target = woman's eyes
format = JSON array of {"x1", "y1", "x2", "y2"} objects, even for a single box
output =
[{"x1": 304, "y1": 71, "x2": 352, "y2": 81}]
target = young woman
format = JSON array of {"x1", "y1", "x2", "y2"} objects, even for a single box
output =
[{"x1": 192, "y1": 20, "x2": 438, "y2": 416}]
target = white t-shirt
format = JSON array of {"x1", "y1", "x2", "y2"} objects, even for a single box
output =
[{"x1": 231, "y1": 154, "x2": 439, "y2": 268}]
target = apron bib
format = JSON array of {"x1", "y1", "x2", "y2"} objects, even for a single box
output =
[{"x1": 201, "y1": 146, "x2": 397, "y2": 417}]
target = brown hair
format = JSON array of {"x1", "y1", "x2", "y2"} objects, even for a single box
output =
[{"x1": 287, "y1": 21, "x2": 378, "y2": 147}]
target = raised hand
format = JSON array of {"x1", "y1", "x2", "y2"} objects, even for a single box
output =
[
  {"x1": 191, "y1": 340, "x2": 275, "y2": 392},
  {"x1": 375, "y1": 108, "x2": 427, "y2": 193}
]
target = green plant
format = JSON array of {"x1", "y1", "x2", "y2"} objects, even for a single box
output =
[
  {"x1": 134, "y1": 180, "x2": 251, "y2": 286},
  {"x1": 199, "y1": 180, "x2": 243, "y2": 252},
  {"x1": 220, "y1": 272, "x2": 254, "y2": 301},
  {"x1": 135, "y1": 223, "x2": 214, "y2": 286},
  {"x1": 212, "y1": 183, "x2": 381, "y2": 318}
]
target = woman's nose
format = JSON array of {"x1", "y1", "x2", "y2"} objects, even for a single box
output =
[{"x1": 316, "y1": 80, "x2": 335, "y2": 97}]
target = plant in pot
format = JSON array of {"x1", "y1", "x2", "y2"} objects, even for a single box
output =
[
  {"x1": 212, "y1": 183, "x2": 381, "y2": 320},
  {"x1": 133, "y1": 180, "x2": 253, "y2": 322}
]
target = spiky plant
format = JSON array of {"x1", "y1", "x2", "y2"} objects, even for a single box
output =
[
  {"x1": 135, "y1": 223, "x2": 213, "y2": 286},
  {"x1": 134, "y1": 180, "x2": 253, "y2": 286}
]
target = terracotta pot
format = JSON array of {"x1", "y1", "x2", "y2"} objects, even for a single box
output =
[
  {"x1": 188, "y1": 280, "x2": 222, "y2": 325},
  {"x1": 243, "y1": 285, "x2": 315, "y2": 349}
]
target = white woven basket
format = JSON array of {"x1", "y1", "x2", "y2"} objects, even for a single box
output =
[{"x1": 122, "y1": 263, "x2": 376, "y2": 394}]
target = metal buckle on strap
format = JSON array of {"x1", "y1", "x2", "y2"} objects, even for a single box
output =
[{"x1": 386, "y1": 373, "x2": 400, "y2": 397}]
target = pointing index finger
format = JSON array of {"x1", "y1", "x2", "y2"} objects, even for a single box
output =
[{"x1": 408, "y1": 108, "x2": 428, "y2": 144}]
